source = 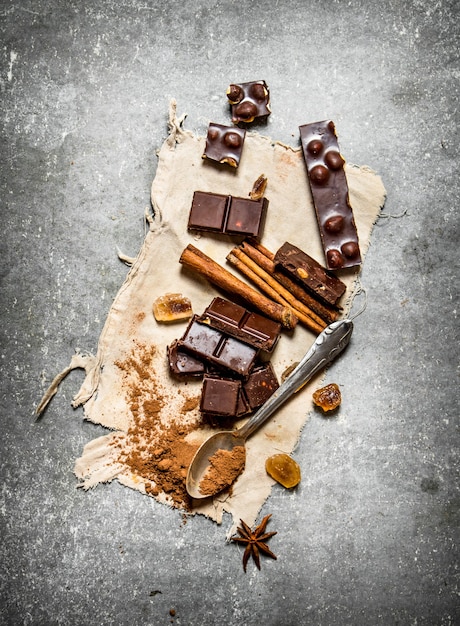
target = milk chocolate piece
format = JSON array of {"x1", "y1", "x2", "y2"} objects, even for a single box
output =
[
  {"x1": 188, "y1": 191, "x2": 268, "y2": 239},
  {"x1": 227, "y1": 80, "x2": 271, "y2": 124},
  {"x1": 199, "y1": 297, "x2": 281, "y2": 352},
  {"x1": 178, "y1": 316, "x2": 258, "y2": 377},
  {"x1": 200, "y1": 375, "x2": 241, "y2": 416},
  {"x1": 243, "y1": 362, "x2": 279, "y2": 410},
  {"x1": 167, "y1": 340, "x2": 206, "y2": 377},
  {"x1": 203, "y1": 123, "x2": 246, "y2": 168},
  {"x1": 299, "y1": 120, "x2": 362, "y2": 270},
  {"x1": 274, "y1": 242, "x2": 346, "y2": 307}
]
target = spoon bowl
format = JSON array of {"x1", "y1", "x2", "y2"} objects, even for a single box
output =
[{"x1": 186, "y1": 431, "x2": 246, "y2": 499}]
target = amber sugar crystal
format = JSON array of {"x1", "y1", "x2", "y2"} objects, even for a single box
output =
[
  {"x1": 152, "y1": 293, "x2": 193, "y2": 322},
  {"x1": 312, "y1": 382, "x2": 342, "y2": 412},
  {"x1": 265, "y1": 453, "x2": 301, "y2": 489}
]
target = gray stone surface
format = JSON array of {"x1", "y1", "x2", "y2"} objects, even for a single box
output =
[{"x1": 1, "y1": 1, "x2": 459, "y2": 624}]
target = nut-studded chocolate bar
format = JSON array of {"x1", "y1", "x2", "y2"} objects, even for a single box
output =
[
  {"x1": 299, "y1": 120, "x2": 362, "y2": 270},
  {"x1": 187, "y1": 191, "x2": 268, "y2": 239},
  {"x1": 226, "y1": 80, "x2": 271, "y2": 124},
  {"x1": 274, "y1": 242, "x2": 346, "y2": 307}
]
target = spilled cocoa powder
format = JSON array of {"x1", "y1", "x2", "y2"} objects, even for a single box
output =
[
  {"x1": 111, "y1": 341, "x2": 249, "y2": 509},
  {"x1": 199, "y1": 445, "x2": 246, "y2": 496},
  {"x1": 113, "y1": 342, "x2": 202, "y2": 510}
]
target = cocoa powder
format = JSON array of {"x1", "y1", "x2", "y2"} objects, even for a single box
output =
[
  {"x1": 199, "y1": 445, "x2": 246, "y2": 496},
  {"x1": 112, "y1": 341, "x2": 247, "y2": 509},
  {"x1": 114, "y1": 343, "x2": 201, "y2": 510}
]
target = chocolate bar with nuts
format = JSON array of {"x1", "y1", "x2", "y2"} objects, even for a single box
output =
[
  {"x1": 299, "y1": 120, "x2": 362, "y2": 270},
  {"x1": 226, "y1": 80, "x2": 271, "y2": 124},
  {"x1": 274, "y1": 242, "x2": 346, "y2": 307},
  {"x1": 202, "y1": 123, "x2": 246, "y2": 168}
]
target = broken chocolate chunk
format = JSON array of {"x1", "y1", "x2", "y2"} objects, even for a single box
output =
[
  {"x1": 167, "y1": 340, "x2": 206, "y2": 377},
  {"x1": 227, "y1": 80, "x2": 271, "y2": 124},
  {"x1": 274, "y1": 242, "x2": 346, "y2": 307},
  {"x1": 203, "y1": 122, "x2": 246, "y2": 168},
  {"x1": 200, "y1": 375, "x2": 241, "y2": 416},
  {"x1": 178, "y1": 316, "x2": 258, "y2": 377},
  {"x1": 199, "y1": 297, "x2": 281, "y2": 352},
  {"x1": 242, "y1": 362, "x2": 279, "y2": 410}
]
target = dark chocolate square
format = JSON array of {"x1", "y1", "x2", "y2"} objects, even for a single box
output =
[
  {"x1": 200, "y1": 375, "x2": 241, "y2": 416},
  {"x1": 199, "y1": 297, "x2": 281, "y2": 352},
  {"x1": 215, "y1": 336, "x2": 258, "y2": 377},
  {"x1": 226, "y1": 197, "x2": 267, "y2": 238},
  {"x1": 188, "y1": 191, "x2": 229, "y2": 232}
]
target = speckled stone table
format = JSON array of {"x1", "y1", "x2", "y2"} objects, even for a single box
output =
[{"x1": 1, "y1": 1, "x2": 458, "y2": 624}]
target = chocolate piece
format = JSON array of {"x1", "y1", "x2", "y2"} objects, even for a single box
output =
[
  {"x1": 200, "y1": 375, "x2": 241, "y2": 416},
  {"x1": 226, "y1": 80, "x2": 271, "y2": 124},
  {"x1": 188, "y1": 191, "x2": 268, "y2": 239},
  {"x1": 200, "y1": 363, "x2": 279, "y2": 419},
  {"x1": 178, "y1": 316, "x2": 258, "y2": 377},
  {"x1": 187, "y1": 191, "x2": 229, "y2": 233},
  {"x1": 299, "y1": 120, "x2": 362, "y2": 270},
  {"x1": 242, "y1": 362, "x2": 279, "y2": 410},
  {"x1": 274, "y1": 242, "x2": 346, "y2": 307},
  {"x1": 167, "y1": 340, "x2": 206, "y2": 377},
  {"x1": 199, "y1": 297, "x2": 281, "y2": 352},
  {"x1": 203, "y1": 123, "x2": 246, "y2": 168}
]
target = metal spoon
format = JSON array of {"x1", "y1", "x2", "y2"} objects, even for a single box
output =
[{"x1": 186, "y1": 318, "x2": 354, "y2": 499}]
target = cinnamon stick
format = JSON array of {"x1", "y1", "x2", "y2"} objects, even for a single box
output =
[
  {"x1": 226, "y1": 249, "x2": 326, "y2": 335},
  {"x1": 179, "y1": 244, "x2": 298, "y2": 330},
  {"x1": 240, "y1": 240, "x2": 339, "y2": 323}
]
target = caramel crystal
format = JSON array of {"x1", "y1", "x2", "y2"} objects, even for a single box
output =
[
  {"x1": 265, "y1": 453, "x2": 301, "y2": 489},
  {"x1": 312, "y1": 382, "x2": 342, "y2": 412},
  {"x1": 152, "y1": 293, "x2": 193, "y2": 322}
]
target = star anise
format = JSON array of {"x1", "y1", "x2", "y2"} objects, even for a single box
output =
[{"x1": 231, "y1": 514, "x2": 277, "y2": 572}]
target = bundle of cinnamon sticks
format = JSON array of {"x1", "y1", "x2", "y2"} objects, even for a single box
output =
[{"x1": 180, "y1": 239, "x2": 343, "y2": 335}]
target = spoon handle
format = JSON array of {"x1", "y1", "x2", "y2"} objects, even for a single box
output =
[{"x1": 238, "y1": 318, "x2": 354, "y2": 440}]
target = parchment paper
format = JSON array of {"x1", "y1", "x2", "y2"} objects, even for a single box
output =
[{"x1": 37, "y1": 100, "x2": 386, "y2": 533}]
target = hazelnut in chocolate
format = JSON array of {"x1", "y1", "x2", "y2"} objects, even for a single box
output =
[
  {"x1": 227, "y1": 80, "x2": 271, "y2": 124},
  {"x1": 299, "y1": 120, "x2": 362, "y2": 270},
  {"x1": 203, "y1": 122, "x2": 246, "y2": 168}
]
